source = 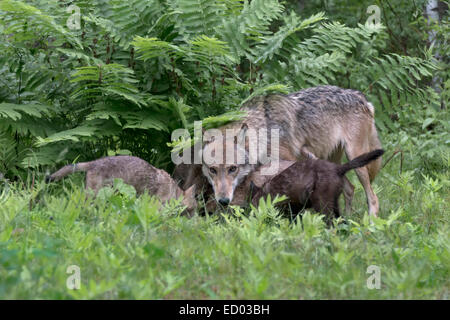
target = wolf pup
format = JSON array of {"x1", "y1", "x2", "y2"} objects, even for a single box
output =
[
  {"x1": 202, "y1": 86, "x2": 383, "y2": 216},
  {"x1": 46, "y1": 156, "x2": 197, "y2": 214},
  {"x1": 251, "y1": 149, "x2": 385, "y2": 223}
]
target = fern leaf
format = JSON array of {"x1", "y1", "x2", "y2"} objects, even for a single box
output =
[
  {"x1": 254, "y1": 12, "x2": 325, "y2": 63},
  {"x1": 0, "y1": 0, "x2": 82, "y2": 48},
  {"x1": 0, "y1": 103, "x2": 52, "y2": 120},
  {"x1": 240, "y1": 83, "x2": 290, "y2": 106},
  {"x1": 131, "y1": 36, "x2": 184, "y2": 61},
  {"x1": 218, "y1": 0, "x2": 284, "y2": 58},
  {"x1": 171, "y1": 0, "x2": 225, "y2": 37},
  {"x1": 35, "y1": 125, "x2": 98, "y2": 146}
]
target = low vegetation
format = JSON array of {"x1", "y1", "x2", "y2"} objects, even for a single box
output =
[
  {"x1": 1, "y1": 134, "x2": 448, "y2": 299},
  {"x1": 0, "y1": 0, "x2": 448, "y2": 299}
]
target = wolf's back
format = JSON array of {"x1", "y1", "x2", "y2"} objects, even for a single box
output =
[
  {"x1": 242, "y1": 85, "x2": 375, "y2": 132},
  {"x1": 288, "y1": 85, "x2": 373, "y2": 112}
]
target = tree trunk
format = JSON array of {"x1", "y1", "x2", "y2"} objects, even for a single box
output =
[{"x1": 425, "y1": 0, "x2": 444, "y2": 108}]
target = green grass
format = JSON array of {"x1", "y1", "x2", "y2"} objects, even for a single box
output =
[{"x1": 0, "y1": 155, "x2": 449, "y2": 299}]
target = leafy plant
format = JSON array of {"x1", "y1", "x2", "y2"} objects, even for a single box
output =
[{"x1": 0, "y1": 0, "x2": 446, "y2": 178}]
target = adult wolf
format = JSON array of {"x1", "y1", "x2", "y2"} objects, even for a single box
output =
[{"x1": 201, "y1": 85, "x2": 383, "y2": 217}]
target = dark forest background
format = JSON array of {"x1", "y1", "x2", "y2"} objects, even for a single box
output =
[{"x1": 0, "y1": 0, "x2": 448, "y2": 180}]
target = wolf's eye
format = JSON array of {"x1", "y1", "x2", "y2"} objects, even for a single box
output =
[
  {"x1": 228, "y1": 166, "x2": 237, "y2": 173},
  {"x1": 209, "y1": 167, "x2": 217, "y2": 175}
]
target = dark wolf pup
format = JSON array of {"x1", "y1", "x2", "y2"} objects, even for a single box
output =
[
  {"x1": 251, "y1": 149, "x2": 385, "y2": 223},
  {"x1": 46, "y1": 156, "x2": 197, "y2": 214}
]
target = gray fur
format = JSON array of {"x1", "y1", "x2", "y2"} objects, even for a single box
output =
[
  {"x1": 47, "y1": 156, "x2": 197, "y2": 214},
  {"x1": 202, "y1": 85, "x2": 383, "y2": 216}
]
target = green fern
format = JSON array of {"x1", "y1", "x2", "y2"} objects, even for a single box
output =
[
  {"x1": 297, "y1": 22, "x2": 385, "y2": 57},
  {"x1": 70, "y1": 63, "x2": 146, "y2": 107},
  {"x1": 253, "y1": 12, "x2": 325, "y2": 63},
  {"x1": 131, "y1": 36, "x2": 184, "y2": 61},
  {"x1": 240, "y1": 83, "x2": 290, "y2": 106},
  {"x1": 35, "y1": 125, "x2": 98, "y2": 146},
  {"x1": 170, "y1": 0, "x2": 225, "y2": 38},
  {"x1": 0, "y1": 0, "x2": 444, "y2": 173},
  {"x1": 218, "y1": 0, "x2": 284, "y2": 58},
  {"x1": 0, "y1": 0, "x2": 81, "y2": 48},
  {"x1": 0, "y1": 103, "x2": 52, "y2": 121}
]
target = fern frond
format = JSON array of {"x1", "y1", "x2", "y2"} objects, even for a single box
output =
[
  {"x1": 131, "y1": 36, "x2": 184, "y2": 61},
  {"x1": 83, "y1": 0, "x2": 166, "y2": 49},
  {"x1": 254, "y1": 12, "x2": 325, "y2": 63},
  {"x1": 218, "y1": 0, "x2": 284, "y2": 58},
  {"x1": 365, "y1": 53, "x2": 436, "y2": 93},
  {"x1": 263, "y1": 51, "x2": 347, "y2": 88},
  {"x1": 0, "y1": 131, "x2": 30, "y2": 175},
  {"x1": 0, "y1": 103, "x2": 52, "y2": 120},
  {"x1": 188, "y1": 35, "x2": 236, "y2": 71},
  {"x1": 168, "y1": 97, "x2": 190, "y2": 130},
  {"x1": 123, "y1": 114, "x2": 169, "y2": 132},
  {"x1": 171, "y1": 0, "x2": 225, "y2": 37},
  {"x1": 0, "y1": 115, "x2": 57, "y2": 137},
  {"x1": 70, "y1": 64, "x2": 146, "y2": 107},
  {"x1": 21, "y1": 144, "x2": 73, "y2": 168},
  {"x1": 190, "y1": 35, "x2": 231, "y2": 57},
  {"x1": 240, "y1": 0, "x2": 284, "y2": 36},
  {"x1": 201, "y1": 110, "x2": 247, "y2": 130},
  {"x1": 35, "y1": 125, "x2": 98, "y2": 146},
  {"x1": 293, "y1": 51, "x2": 347, "y2": 87},
  {"x1": 56, "y1": 48, "x2": 104, "y2": 66},
  {"x1": 240, "y1": 83, "x2": 290, "y2": 105},
  {"x1": 297, "y1": 21, "x2": 385, "y2": 57},
  {"x1": 0, "y1": 0, "x2": 82, "y2": 48}
]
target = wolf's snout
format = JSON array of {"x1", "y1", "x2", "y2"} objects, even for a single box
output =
[{"x1": 218, "y1": 197, "x2": 230, "y2": 206}]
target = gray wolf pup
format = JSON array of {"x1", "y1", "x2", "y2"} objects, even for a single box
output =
[
  {"x1": 201, "y1": 85, "x2": 383, "y2": 216},
  {"x1": 251, "y1": 149, "x2": 385, "y2": 223},
  {"x1": 46, "y1": 156, "x2": 197, "y2": 214}
]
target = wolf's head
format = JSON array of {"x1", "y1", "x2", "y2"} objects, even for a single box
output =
[{"x1": 201, "y1": 123, "x2": 256, "y2": 205}]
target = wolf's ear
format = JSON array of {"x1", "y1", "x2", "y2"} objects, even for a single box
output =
[
  {"x1": 202, "y1": 128, "x2": 216, "y2": 145},
  {"x1": 235, "y1": 123, "x2": 248, "y2": 145}
]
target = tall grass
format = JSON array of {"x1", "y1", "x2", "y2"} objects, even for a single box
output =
[{"x1": 0, "y1": 144, "x2": 448, "y2": 299}]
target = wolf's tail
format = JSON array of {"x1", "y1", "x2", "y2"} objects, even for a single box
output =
[
  {"x1": 45, "y1": 162, "x2": 91, "y2": 183},
  {"x1": 337, "y1": 149, "x2": 385, "y2": 176}
]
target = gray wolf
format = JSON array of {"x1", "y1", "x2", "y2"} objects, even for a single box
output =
[
  {"x1": 251, "y1": 149, "x2": 385, "y2": 223},
  {"x1": 203, "y1": 160, "x2": 294, "y2": 212},
  {"x1": 173, "y1": 156, "x2": 292, "y2": 213},
  {"x1": 46, "y1": 156, "x2": 197, "y2": 214},
  {"x1": 201, "y1": 85, "x2": 383, "y2": 216}
]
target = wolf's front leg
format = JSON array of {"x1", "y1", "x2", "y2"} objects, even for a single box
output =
[{"x1": 343, "y1": 177, "x2": 355, "y2": 214}]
